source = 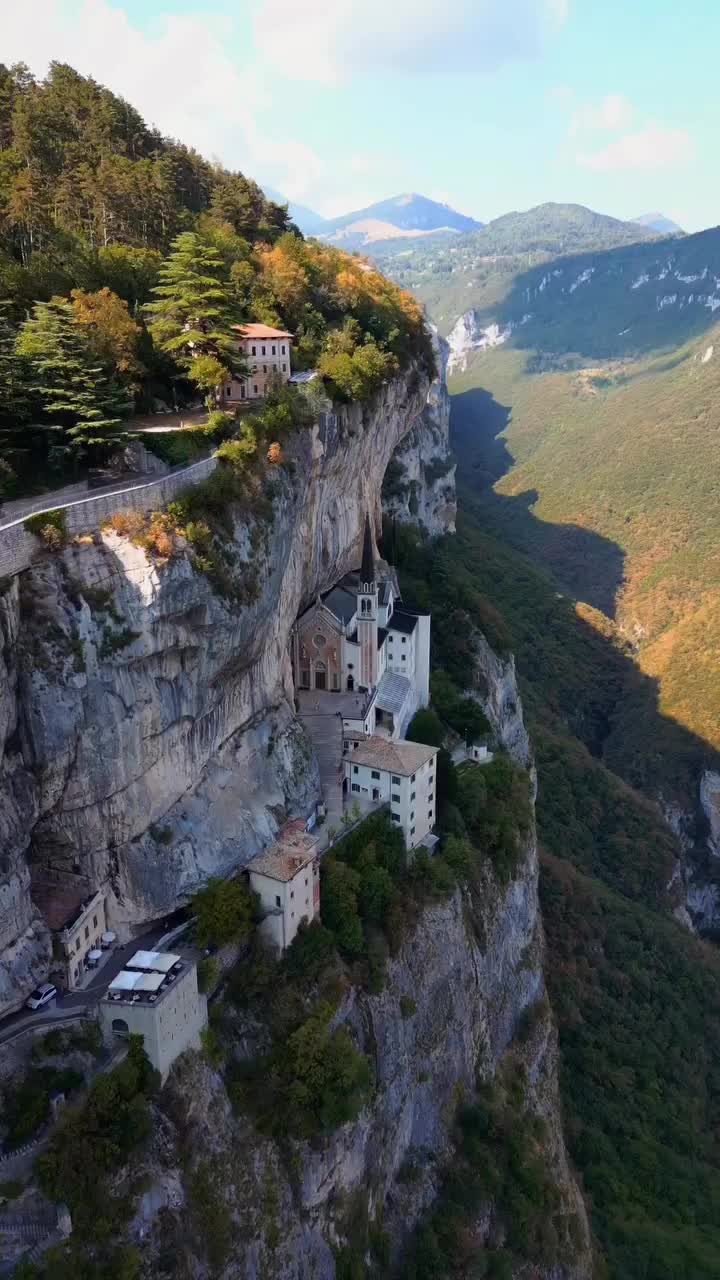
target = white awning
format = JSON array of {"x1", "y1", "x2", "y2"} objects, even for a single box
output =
[
  {"x1": 126, "y1": 950, "x2": 180, "y2": 973},
  {"x1": 133, "y1": 971, "x2": 165, "y2": 993},
  {"x1": 101, "y1": 931, "x2": 116, "y2": 944},
  {"x1": 108, "y1": 970, "x2": 140, "y2": 992},
  {"x1": 88, "y1": 949, "x2": 103, "y2": 961}
]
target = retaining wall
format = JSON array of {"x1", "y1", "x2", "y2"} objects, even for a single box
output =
[{"x1": 0, "y1": 455, "x2": 218, "y2": 580}]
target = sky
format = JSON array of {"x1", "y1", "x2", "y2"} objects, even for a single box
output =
[{"x1": 3, "y1": 0, "x2": 719, "y2": 232}]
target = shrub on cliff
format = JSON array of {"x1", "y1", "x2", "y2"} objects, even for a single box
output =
[
  {"x1": 192, "y1": 875, "x2": 256, "y2": 948},
  {"x1": 275, "y1": 1001, "x2": 372, "y2": 1136}
]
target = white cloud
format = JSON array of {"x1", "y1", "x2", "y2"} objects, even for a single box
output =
[
  {"x1": 577, "y1": 125, "x2": 694, "y2": 173},
  {"x1": 253, "y1": 0, "x2": 568, "y2": 84},
  {"x1": 1, "y1": 0, "x2": 324, "y2": 203},
  {"x1": 569, "y1": 93, "x2": 633, "y2": 136}
]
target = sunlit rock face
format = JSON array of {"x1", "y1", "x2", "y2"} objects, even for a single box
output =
[{"x1": 0, "y1": 371, "x2": 431, "y2": 1013}]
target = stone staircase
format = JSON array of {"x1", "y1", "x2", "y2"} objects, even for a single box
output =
[{"x1": 297, "y1": 710, "x2": 345, "y2": 825}]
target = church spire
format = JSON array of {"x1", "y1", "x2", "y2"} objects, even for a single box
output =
[{"x1": 361, "y1": 512, "x2": 375, "y2": 587}]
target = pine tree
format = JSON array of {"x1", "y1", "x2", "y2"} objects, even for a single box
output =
[
  {"x1": 15, "y1": 298, "x2": 128, "y2": 456},
  {"x1": 145, "y1": 230, "x2": 244, "y2": 395}
]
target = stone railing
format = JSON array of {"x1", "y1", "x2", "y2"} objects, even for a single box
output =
[{"x1": 0, "y1": 454, "x2": 218, "y2": 580}]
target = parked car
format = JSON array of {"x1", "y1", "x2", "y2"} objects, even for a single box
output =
[{"x1": 25, "y1": 983, "x2": 58, "y2": 1011}]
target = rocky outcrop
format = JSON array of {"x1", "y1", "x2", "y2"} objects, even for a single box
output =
[
  {"x1": 383, "y1": 333, "x2": 457, "y2": 535},
  {"x1": 469, "y1": 632, "x2": 531, "y2": 769},
  {"x1": 447, "y1": 310, "x2": 513, "y2": 374},
  {"x1": 125, "y1": 642, "x2": 591, "y2": 1279},
  {"x1": 0, "y1": 373, "x2": 430, "y2": 1013},
  {"x1": 700, "y1": 770, "x2": 720, "y2": 859}
]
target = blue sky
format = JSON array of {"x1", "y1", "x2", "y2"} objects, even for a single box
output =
[{"x1": 4, "y1": 1, "x2": 719, "y2": 231}]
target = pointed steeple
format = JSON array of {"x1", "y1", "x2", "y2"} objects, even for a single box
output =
[{"x1": 361, "y1": 513, "x2": 375, "y2": 587}]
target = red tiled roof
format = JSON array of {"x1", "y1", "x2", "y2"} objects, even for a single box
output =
[{"x1": 233, "y1": 323, "x2": 293, "y2": 340}]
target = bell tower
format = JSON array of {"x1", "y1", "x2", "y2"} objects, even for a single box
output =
[{"x1": 356, "y1": 513, "x2": 379, "y2": 690}]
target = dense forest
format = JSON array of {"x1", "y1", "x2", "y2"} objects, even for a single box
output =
[{"x1": 0, "y1": 62, "x2": 432, "y2": 497}]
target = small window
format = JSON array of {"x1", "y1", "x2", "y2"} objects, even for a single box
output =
[
  {"x1": 272, "y1": 345, "x2": 276, "y2": 354},
  {"x1": 428, "y1": 792, "x2": 434, "y2": 803},
  {"x1": 411, "y1": 774, "x2": 416, "y2": 783},
  {"x1": 253, "y1": 384, "x2": 258, "y2": 394},
  {"x1": 282, "y1": 344, "x2": 286, "y2": 354},
  {"x1": 75, "y1": 939, "x2": 81, "y2": 953},
  {"x1": 410, "y1": 812, "x2": 415, "y2": 822},
  {"x1": 252, "y1": 345, "x2": 256, "y2": 355},
  {"x1": 290, "y1": 890, "x2": 294, "y2": 900},
  {"x1": 348, "y1": 663, "x2": 354, "y2": 670},
  {"x1": 282, "y1": 363, "x2": 287, "y2": 372},
  {"x1": 353, "y1": 765, "x2": 359, "y2": 774},
  {"x1": 411, "y1": 791, "x2": 416, "y2": 801},
  {"x1": 344, "y1": 739, "x2": 349, "y2": 749},
  {"x1": 428, "y1": 809, "x2": 433, "y2": 819},
  {"x1": 371, "y1": 770, "x2": 380, "y2": 780},
  {"x1": 84, "y1": 924, "x2": 90, "y2": 939},
  {"x1": 410, "y1": 827, "x2": 415, "y2": 836},
  {"x1": 391, "y1": 775, "x2": 401, "y2": 785},
  {"x1": 305, "y1": 877, "x2": 308, "y2": 886},
  {"x1": 352, "y1": 783, "x2": 361, "y2": 793},
  {"x1": 275, "y1": 894, "x2": 281, "y2": 908},
  {"x1": 262, "y1": 345, "x2": 266, "y2": 355},
  {"x1": 392, "y1": 792, "x2": 400, "y2": 803},
  {"x1": 93, "y1": 915, "x2": 98, "y2": 928},
  {"x1": 402, "y1": 636, "x2": 407, "y2": 644},
  {"x1": 391, "y1": 813, "x2": 401, "y2": 823}
]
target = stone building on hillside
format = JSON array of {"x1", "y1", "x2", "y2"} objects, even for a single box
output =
[
  {"x1": 32, "y1": 877, "x2": 108, "y2": 992},
  {"x1": 100, "y1": 949, "x2": 207, "y2": 1082},
  {"x1": 344, "y1": 736, "x2": 438, "y2": 851},
  {"x1": 221, "y1": 322, "x2": 293, "y2": 404},
  {"x1": 248, "y1": 821, "x2": 320, "y2": 952},
  {"x1": 291, "y1": 515, "x2": 431, "y2": 740}
]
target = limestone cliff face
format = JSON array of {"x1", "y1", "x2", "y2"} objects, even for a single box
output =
[
  {"x1": 123, "y1": 640, "x2": 591, "y2": 1280},
  {"x1": 383, "y1": 332, "x2": 457, "y2": 535},
  {"x1": 0, "y1": 372, "x2": 433, "y2": 1014},
  {"x1": 0, "y1": 577, "x2": 51, "y2": 1013}
]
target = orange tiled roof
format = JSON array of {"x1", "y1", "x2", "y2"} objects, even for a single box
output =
[
  {"x1": 233, "y1": 323, "x2": 293, "y2": 340},
  {"x1": 249, "y1": 821, "x2": 318, "y2": 883}
]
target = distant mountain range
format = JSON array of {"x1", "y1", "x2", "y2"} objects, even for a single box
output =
[
  {"x1": 632, "y1": 212, "x2": 684, "y2": 235},
  {"x1": 262, "y1": 189, "x2": 483, "y2": 245},
  {"x1": 262, "y1": 187, "x2": 686, "y2": 254},
  {"x1": 316, "y1": 193, "x2": 483, "y2": 248}
]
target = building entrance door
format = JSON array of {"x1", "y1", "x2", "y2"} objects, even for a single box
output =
[{"x1": 315, "y1": 669, "x2": 326, "y2": 690}]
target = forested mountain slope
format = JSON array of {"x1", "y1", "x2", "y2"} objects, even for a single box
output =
[{"x1": 376, "y1": 202, "x2": 658, "y2": 330}]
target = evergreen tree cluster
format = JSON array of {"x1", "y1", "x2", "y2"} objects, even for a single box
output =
[{"x1": 0, "y1": 62, "x2": 433, "y2": 498}]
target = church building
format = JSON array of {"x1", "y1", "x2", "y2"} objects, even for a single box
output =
[{"x1": 291, "y1": 516, "x2": 431, "y2": 740}]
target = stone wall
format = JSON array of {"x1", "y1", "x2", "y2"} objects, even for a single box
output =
[{"x1": 0, "y1": 456, "x2": 218, "y2": 580}]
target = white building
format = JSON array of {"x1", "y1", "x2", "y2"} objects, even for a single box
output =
[
  {"x1": 292, "y1": 515, "x2": 431, "y2": 740},
  {"x1": 248, "y1": 821, "x2": 321, "y2": 952},
  {"x1": 221, "y1": 323, "x2": 293, "y2": 404},
  {"x1": 100, "y1": 950, "x2": 207, "y2": 1082},
  {"x1": 344, "y1": 736, "x2": 438, "y2": 850}
]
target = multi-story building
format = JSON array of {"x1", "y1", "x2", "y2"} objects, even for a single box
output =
[
  {"x1": 221, "y1": 323, "x2": 293, "y2": 404},
  {"x1": 32, "y1": 877, "x2": 109, "y2": 992},
  {"x1": 248, "y1": 820, "x2": 321, "y2": 953},
  {"x1": 343, "y1": 737, "x2": 438, "y2": 850},
  {"x1": 291, "y1": 515, "x2": 431, "y2": 739},
  {"x1": 100, "y1": 949, "x2": 207, "y2": 1082}
]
